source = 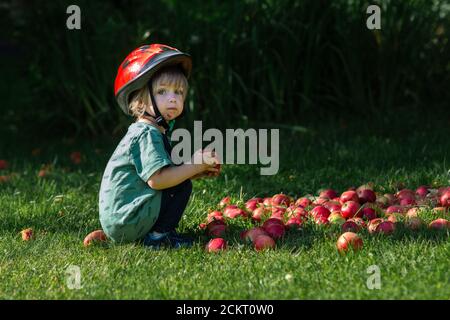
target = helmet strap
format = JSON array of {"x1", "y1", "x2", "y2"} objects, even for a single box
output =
[{"x1": 146, "y1": 80, "x2": 169, "y2": 130}]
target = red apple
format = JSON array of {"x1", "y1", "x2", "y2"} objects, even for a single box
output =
[
  {"x1": 429, "y1": 218, "x2": 449, "y2": 230},
  {"x1": 271, "y1": 205, "x2": 287, "y2": 215},
  {"x1": 387, "y1": 213, "x2": 403, "y2": 224},
  {"x1": 341, "y1": 220, "x2": 361, "y2": 232},
  {"x1": 295, "y1": 197, "x2": 311, "y2": 208},
  {"x1": 385, "y1": 205, "x2": 406, "y2": 215},
  {"x1": 312, "y1": 197, "x2": 329, "y2": 206},
  {"x1": 207, "y1": 210, "x2": 224, "y2": 223},
  {"x1": 254, "y1": 235, "x2": 276, "y2": 251},
  {"x1": 310, "y1": 206, "x2": 331, "y2": 219},
  {"x1": 440, "y1": 191, "x2": 450, "y2": 207},
  {"x1": 263, "y1": 197, "x2": 272, "y2": 207},
  {"x1": 271, "y1": 194, "x2": 291, "y2": 207},
  {"x1": 384, "y1": 194, "x2": 397, "y2": 205},
  {"x1": 319, "y1": 189, "x2": 338, "y2": 200},
  {"x1": 70, "y1": 151, "x2": 82, "y2": 164},
  {"x1": 336, "y1": 232, "x2": 363, "y2": 254},
  {"x1": 415, "y1": 186, "x2": 429, "y2": 198},
  {"x1": 367, "y1": 218, "x2": 384, "y2": 234},
  {"x1": 396, "y1": 189, "x2": 415, "y2": 201},
  {"x1": 21, "y1": 228, "x2": 34, "y2": 241},
  {"x1": 83, "y1": 230, "x2": 107, "y2": 246},
  {"x1": 341, "y1": 201, "x2": 360, "y2": 219},
  {"x1": 357, "y1": 189, "x2": 376, "y2": 204},
  {"x1": 406, "y1": 207, "x2": 421, "y2": 218},
  {"x1": 286, "y1": 217, "x2": 304, "y2": 229},
  {"x1": 245, "y1": 198, "x2": 263, "y2": 212},
  {"x1": 241, "y1": 227, "x2": 268, "y2": 243},
  {"x1": 263, "y1": 219, "x2": 285, "y2": 239},
  {"x1": 323, "y1": 201, "x2": 341, "y2": 213},
  {"x1": 361, "y1": 207, "x2": 377, "y2": 220},
  {"x1": 223, "y1": 205, "x2": 247, "y2": 219},
  {"x1": 252, "y1": 207, "x2": 269, "y2": 222},
  {"x1": 286, "y1": 206, "x2": 307, "y2": 219},
  {"x1": 314, "y1": 213, "x2": 330, "y2": 225},
  {"x1": 219, "y1": 196, "x2": 231, "y2": 208},
  {"x1": 375, "y1": 221, "x2": 396, "y2": 235},
  {"x1": 432, "y1": 207, "x2": 447, "y2": 214},
  {"x1": 0, "y1": 159, "x2": 9, "y2": 170},
  {"x1": 340, "y1": 190, "x2": 359, "y2": 204},
  {"x1": 328, "y1": 212, "x2": 346, "y2": 225},
  {"x1": 400, "y1": 198, "x2": 416, "y2": 206},
  {"x1": 207, "y1": 220, "x2": 227, "y2": 237},
  {"x1": 351, "y1": 217, "x2": 367, "y2": 228},
  {"x1": 206, "y1": 238, "x2": 227, "y2": 252}
]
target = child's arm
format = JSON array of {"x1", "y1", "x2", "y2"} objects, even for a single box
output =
[{"x1": 147, "y1": 150, "x2": 219, "y2": 190}]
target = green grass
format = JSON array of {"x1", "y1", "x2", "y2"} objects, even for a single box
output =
[{"x1": 0, "y1": 124, "x2": 449, "y2": 299}]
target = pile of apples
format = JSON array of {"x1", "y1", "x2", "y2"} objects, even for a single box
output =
[{"x1": 202, "y1": 184, "x2": 450, "y2": 253}]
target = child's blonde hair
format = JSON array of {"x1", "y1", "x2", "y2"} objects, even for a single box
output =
[{"x1": 128, "y1": 66, "x2": 189, "y2": 119}]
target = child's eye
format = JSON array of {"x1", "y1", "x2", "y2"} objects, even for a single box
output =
[
  {"x1": 157, "y1": 89, "x2": 166, "y2": 95},
  {"x1": 175, "y1": 89, "x2": 183, "y2": 95}
]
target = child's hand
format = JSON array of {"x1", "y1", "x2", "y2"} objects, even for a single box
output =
[
  {"x1": 189, "y1": 149, "x2": 221, "y2": 178},
  {"x1": 191, "y1": 164, "x2": 221, "y2": 180}
]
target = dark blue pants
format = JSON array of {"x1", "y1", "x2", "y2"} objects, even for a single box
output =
[{"x1": 151, "y1": 179, "x2": 192, "y2": 233}]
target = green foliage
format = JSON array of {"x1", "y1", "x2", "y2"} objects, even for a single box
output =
[{"x1": 1, "y1": 0, "x2": 449, "y2": 137}]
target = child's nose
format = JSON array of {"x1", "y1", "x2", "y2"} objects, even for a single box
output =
[{"x1": 168, "y1": 93, "x2": 177, "y2": 102}]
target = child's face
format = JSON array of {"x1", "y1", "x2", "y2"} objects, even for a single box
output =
[{"x1": 148, "y1": 82, "x2": 185, "y2": 121}]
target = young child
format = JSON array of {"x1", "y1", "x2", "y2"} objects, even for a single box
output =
[{"x1": 98, "y1": 44, "x2": 220, "y2": 249}]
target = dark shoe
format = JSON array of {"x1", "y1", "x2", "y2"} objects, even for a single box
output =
[
  {"x1": 166, "y1": 230, "x2": 194, "y2": 249},
  {"x1": 143, "y1": 230, "x2": 193, "y2": 249}
]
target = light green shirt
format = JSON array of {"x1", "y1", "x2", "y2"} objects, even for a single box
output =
[{"x1": 99, "y1": 122, "x2": 173, "y2": 243}]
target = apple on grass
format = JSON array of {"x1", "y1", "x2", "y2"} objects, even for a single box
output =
[
  {"x1": 310, "y1": 206, "x2": 331, "y2": 219},
  {"x1": 328, "y1": 212, "x2": 346, "y2": 226},
  {"x1": 206, "y1": 220, "x2": 227, "y2": 237},
  {"x1": 251, "y1": 207, "x2": 269, "y2": 222},
  {"x1": 367, "y1": 218, "x2": 384, "y2": 234},
  {"x1": 271, "y1": 194, "x2": 291, "y2": 207},
  {"x1": 263, "y1": 218, "x2": 285, "y2": 239},
  {"x1": 83, "y1": 230, "x2": 107, "y2": 246},
  {"x1": 429, "y1": 218, "x2": 449, "y2": 230},
  {"x1": 223, "y1": 205, "x2": 247, "y2": 219},
  {"x1": 341, "y1": 201, "x2": 360, "y2": 219},
  {"x1": 361, "y1": 207, "x2": 377, "y2": 220},
  {"x1": 340, "y1": 191, "x2": 359, "y2": 204},
  {"x1": 207, "y1": 210, "x2": 224, "y2": 223},
  {"x1": 440, "y1": 191, "x2": 450, "y2": 207},
  {"x1": 206, "y1": 238, "x2": 227, "y2": 252},
  {"x1": 319, "y1": 189, "x2": 338, "y2": 200},
  {"x1": 385, "y1": 205, "x2": 406, "y2": 215},
  {"x1": 375, "y1": 221, "x2": 396, "y2": 235},
  {"x1": 387, "y1": 213, "x2": 404, "y2": 224},
  {"x1": 415, "y1": 186, "x2": 429, "y2": 198},
  {"x1": 21, "y1": 228, "x2": 34, "y2": 241},
  {"x1": 357, "y1": 189, "x2": 376, "y2": 204},
  {"x1": 336, "y1": 232, "x2": 363, "y2": 254},
  {"x1": 286, "y1": 217, "x2": 304, "y2": 229},
  {"x1": 240, "y1": 227, "x2": 268, "y2": 243},
  {"x1": 219, "y1": 196, "x2": 231, "y2": 208},
  {"x1": 245, "y1": 198, "x2": 263, "y2": 212},
  {"x1": 295, "y1": 197, "x2": 312, "y2": 208},
  {"x1": 254, "y1": 235, "x2": 276, "y2": 251},
  {"x1": 341, "y1": 220, "x2": 361, "y2": 233}
]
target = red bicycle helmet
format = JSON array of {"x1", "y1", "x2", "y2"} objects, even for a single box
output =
[{"x1": 114, "y1": 44, "x2": 192, "y2": 116}]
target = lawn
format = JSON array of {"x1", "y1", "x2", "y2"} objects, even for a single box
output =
[{"x1": 0, "y1": 122, "x2": 449, "y2": 299}]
